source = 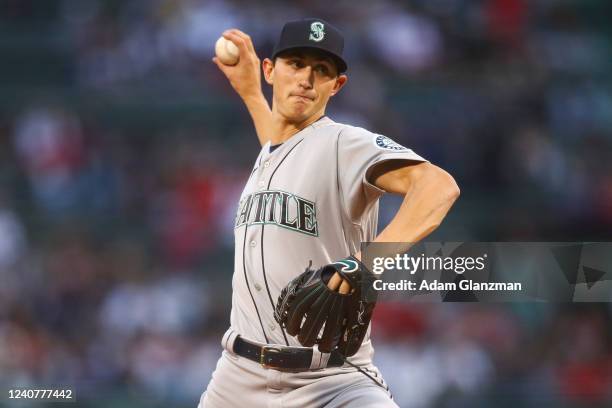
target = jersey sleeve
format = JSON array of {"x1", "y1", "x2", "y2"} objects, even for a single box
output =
[{"x1": 336, "y1": 126, "x2": 428, "y2": 221}]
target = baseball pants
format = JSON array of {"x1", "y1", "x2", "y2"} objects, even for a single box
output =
[{"x1": 198, "y1": 349, "x2": 398, "y2": 408}]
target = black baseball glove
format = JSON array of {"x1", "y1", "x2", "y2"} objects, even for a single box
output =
[{"x1": 274, "y1": 256, "x2": 378, "y2": 357}]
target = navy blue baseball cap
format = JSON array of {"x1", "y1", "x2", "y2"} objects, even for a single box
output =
[{"x1": 272, "y1": 18, "x2": 348, "y2": 73}]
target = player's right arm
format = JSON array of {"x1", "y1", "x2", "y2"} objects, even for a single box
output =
[{"x1": 212, "y1": 29, "x2": 273, "y2": 147}]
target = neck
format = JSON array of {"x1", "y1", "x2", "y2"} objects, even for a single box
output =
[{"x1": 270, "y1": 108, "x2": 325, "y2": 145}]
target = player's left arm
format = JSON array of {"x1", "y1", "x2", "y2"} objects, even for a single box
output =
[
  {"x1": 328, "y1": 160, "x2": 459, "y2": 290},
  {"x1": 366, "y1": 160, "x2": 459, "y2": 246}
]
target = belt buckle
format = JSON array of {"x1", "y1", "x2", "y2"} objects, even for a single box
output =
[{"x1": 260, "y1": 345, "x2": 282, "y2": 368}]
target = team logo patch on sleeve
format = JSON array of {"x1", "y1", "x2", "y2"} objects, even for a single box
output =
[{"x1": 373, "y1": 135, "x2": 409, "y2": 151}]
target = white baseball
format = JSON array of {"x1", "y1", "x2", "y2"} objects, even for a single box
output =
[{"x1": 215, "y1": 36, "x2": 240, "y2": 66}]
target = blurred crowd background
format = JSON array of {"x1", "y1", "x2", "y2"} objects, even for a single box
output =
[{"x1": 1, "y1": 0, "x2": 611, "y2": 407}]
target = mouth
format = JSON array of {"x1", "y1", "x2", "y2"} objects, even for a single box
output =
[{"x1": 290, "y1": 94, "x2": 314, "y2": 102}]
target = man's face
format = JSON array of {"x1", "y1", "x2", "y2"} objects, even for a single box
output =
[{"x1": 263, "y1": 49, "x2": 347, "y2": 123}]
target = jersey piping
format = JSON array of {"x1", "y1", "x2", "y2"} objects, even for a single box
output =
[
  {"x1": 260, "y1": 139, "x2": 305, "y2": 345},
  {"x1": 241, "y1": 218, "x2": 269, "y2": 343}
]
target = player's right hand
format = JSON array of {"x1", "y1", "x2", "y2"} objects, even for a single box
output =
[{"x1": 212, "y1": 29, "x2": 263, "y2": 100}]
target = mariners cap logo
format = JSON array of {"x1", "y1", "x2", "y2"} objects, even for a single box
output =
[{"x1": 309, "y1": 22, "x2": 325, "y2": 42}]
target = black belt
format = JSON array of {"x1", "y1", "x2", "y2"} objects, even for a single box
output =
[{"x1": 233, "y1": 336, "x2": 345, "y2": 371}]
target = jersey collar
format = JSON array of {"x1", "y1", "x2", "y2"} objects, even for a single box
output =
[{"x1": 264, "y1": 116, "x2": 334, "y2": 155}]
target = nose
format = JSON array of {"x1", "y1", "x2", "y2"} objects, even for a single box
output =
[{"x1": 297, "y1": 65, "x2": 314, "y2": 89}]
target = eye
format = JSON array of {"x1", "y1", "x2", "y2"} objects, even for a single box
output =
[
  {"x1": 315, "y1": 64, "x2": 335, "y2": 77},
  {"x1": 315, "y1": 65, "x2": 329, "y2": 74}
]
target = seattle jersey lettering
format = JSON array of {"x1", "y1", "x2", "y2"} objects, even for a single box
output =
[{"x1": 235, "y1": 190, "x2": 318, "y2": 236}]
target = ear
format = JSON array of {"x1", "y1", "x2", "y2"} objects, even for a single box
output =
[
  {"x1": 330, "y1": 74, "x2": 348, "y2": 96},
  {"x1": 262, "y1": 58, "x2": 274, "y2": 85}
]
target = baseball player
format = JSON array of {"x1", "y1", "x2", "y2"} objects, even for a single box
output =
[{"x1": 201, "y1": 19, "x2": 459, "y2": 407}]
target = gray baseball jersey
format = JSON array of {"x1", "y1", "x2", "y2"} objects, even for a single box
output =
[{"x1": 230, "y1": 116, "x2": 426, "y2": 360}]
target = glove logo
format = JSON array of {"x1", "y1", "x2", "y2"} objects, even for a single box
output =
[
  {"x1": 309, "y1": 22, "x2": 325, "y2": 42},
  {"x1": 333, "y1": 259, "x2": 359, "y2": 273},
  {"x1": 374, "y1": 135, "x2": 408, "y2": 151}
]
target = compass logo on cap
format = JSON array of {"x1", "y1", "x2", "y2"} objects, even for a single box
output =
[{"x1": 309, "y1": 22, "x2": 325, "y2": 42}]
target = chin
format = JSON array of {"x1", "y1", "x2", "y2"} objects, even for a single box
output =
[{"x1": 284, "y1": 108, "x2": 311, "y2": 123}]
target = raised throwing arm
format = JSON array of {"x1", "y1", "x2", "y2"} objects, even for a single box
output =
[{"x1": 212, "y1": 29, "x2": 274, "y2": 146}]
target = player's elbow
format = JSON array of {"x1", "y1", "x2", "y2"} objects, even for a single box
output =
[
  {"x1": 421, "y1": 163, "x2": 460, "y2": 205},
  {"x1": 439, "y1": 168, "x2": 460, "y2": 205},
  {"x1": 419, "y1": 166, "x2": 460, "y2": 234}
]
